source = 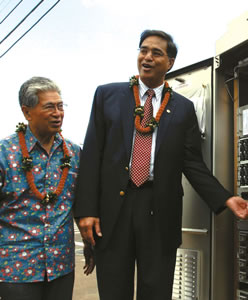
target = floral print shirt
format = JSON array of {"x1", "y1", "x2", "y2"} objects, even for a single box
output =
[{"x1": 0, "y1": 126, "x2": 80, "y2": 282}]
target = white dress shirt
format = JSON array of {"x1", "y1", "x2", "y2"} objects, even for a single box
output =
[{"x1": 130, "y1": 79, "x2": 165, "y2": 181}]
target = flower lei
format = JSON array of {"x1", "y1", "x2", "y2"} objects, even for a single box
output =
[
  {"x1": 129, "y1": 75, "x2": 172, "y2": 133},
  {"x1": 16, "y1": 123, "x2": 72, "y2": 205}
]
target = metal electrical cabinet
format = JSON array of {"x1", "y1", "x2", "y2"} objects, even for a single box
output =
[
  {"x1": 165, "y1": 11, "x2": 248, "y2": 300},
  {"x1": 166, "y1": 59, "x2": 234, "y2": 300},
  {"x1": 214, "y1": 11, "x2": 248, "y2": 300}
]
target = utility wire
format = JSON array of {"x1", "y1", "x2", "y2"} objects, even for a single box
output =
[
  {"x1": 0, "y1": 0, "x2": 44, "y2": 44},
  {"x1": 0, "y1": 0, "x2": 60, "y2": 59},
  {"x1": 0, "y1": 0, "x2": 23, "y2": 24}
]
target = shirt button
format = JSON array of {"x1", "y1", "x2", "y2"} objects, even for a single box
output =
[{"x1": 120, "y1": 191, "x2": 125, "y2": 196}]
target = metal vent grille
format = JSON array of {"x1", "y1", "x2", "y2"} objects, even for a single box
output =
[
  {"x1": 172, "y1": 248, "x2": 200, "y2": 300},
  {"x1": 238, "y1": 289, "x2": 248, "y2": 300}
]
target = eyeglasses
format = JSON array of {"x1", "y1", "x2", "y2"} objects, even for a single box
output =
[
  {"x1": 138, "y1": 47, "x2": 169, "y2": 58},
  {"x1": 42, "y1": 103, "x2": 67, "y2": 112}
]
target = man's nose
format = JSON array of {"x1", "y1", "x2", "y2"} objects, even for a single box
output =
[
  {"x1": 52, "y1": 106, "x2": 63, "y2": 116},
  {"x1": 144, "y1": 50, "x2": 153, "y2": 60}
]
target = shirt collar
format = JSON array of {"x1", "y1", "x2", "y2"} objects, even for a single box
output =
[
  {"x1": 139, "y1": 79, "x2": 164, "y2": 102},
  {"x1": 25, "y1": 126, "x2": 63, "y2": 153}
]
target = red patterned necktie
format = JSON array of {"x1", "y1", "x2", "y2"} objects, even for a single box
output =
[{"x1": 130, "y1": 89, "x2": 155, "y2": 187}]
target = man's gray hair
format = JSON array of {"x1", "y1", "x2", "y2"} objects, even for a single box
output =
[{"x1": 19, "y1": 76, "x2": 61, "y2": 107}]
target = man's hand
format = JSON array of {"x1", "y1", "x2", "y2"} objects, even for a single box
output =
[
  {"x1": 78, "y1": 217, "x2": 102, "y2": 246},
  {"x1": 83, "y1": 240, "x2": 95, "y2": 276},
  {"x1": 226, "y1": 196, "x2": 248, "y2": 219}
]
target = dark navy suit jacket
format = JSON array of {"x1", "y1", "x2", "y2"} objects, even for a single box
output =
[{"x1": 74, "y1": 82, "x2": 231, "y2": 250}]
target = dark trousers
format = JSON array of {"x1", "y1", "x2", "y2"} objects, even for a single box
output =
[
  {"x1": 0, "y1": 271, "x2": 74, "y2": 300},
  {"x1": 95, "y1": 182, "x2": 177, "y2": 300}
]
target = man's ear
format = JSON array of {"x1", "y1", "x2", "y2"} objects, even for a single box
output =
[
  {"x1": 167, "y1": 57, "x2": 175, "y2": 72},
  {"x1": 21, "y1": 106, "x2": 32, "y2": 121}
]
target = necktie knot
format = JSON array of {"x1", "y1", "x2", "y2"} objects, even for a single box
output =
[{"x1": 146, "y1": 89, "x2": 155, "y2": 98}]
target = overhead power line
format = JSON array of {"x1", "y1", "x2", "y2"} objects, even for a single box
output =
[
  {"x1": 0, "y1": 1, "x2": 23, "y2": 25},
  {"x1": 0, "y1": 0, "x2": 44, "y2": 44},
  {"x1": 0, "y1": 0, "x2": 61, "y2": 59}
]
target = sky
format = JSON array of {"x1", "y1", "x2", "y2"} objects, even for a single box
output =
[{"x1": 0, "y1": 0, "x2": 248, "y2": 144}]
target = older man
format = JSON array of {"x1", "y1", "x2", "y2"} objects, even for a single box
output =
[{"x1": 0, "y1": 77, "x2": 85, "y2": 300}]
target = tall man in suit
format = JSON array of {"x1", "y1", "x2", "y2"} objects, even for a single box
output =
[{"x1": 74, "y1": 30, "x2": 248, "y2": 300}]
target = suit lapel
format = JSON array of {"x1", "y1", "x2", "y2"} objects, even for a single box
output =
[
  {"x1": 120, "y1": 85, "x2": 135, "y2": 160},
  {"x1": 155, "y1": 92, "x2": 177, "y2": 155}
]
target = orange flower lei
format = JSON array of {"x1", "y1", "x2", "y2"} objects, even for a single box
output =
[
  {"x1": 16, "y1": 123, "x2": 71, "y2": 205},
  {"x1": 130, "y1": 75, "x2": 172, "y2": 133}
]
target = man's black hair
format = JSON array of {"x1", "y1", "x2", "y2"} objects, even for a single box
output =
[{"x1": 139, "y1": 30, "x2": 178, "y2": 59}]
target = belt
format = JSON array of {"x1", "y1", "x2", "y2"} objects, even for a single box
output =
[{"x1": 128, "y1": 180, "x2": 153, "y2": 189}]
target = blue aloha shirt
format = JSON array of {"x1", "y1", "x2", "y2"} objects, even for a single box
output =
[{"x1": 0, "y1": 126, "x2": 80, "y2": 282}]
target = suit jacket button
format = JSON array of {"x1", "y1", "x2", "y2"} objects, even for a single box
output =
[
  {"x1": 125, "y1": 166, "x2": 129, "y2": 171},
  {"x1": 120, "y1": 191, "x2": 125, "y2": 196}
]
